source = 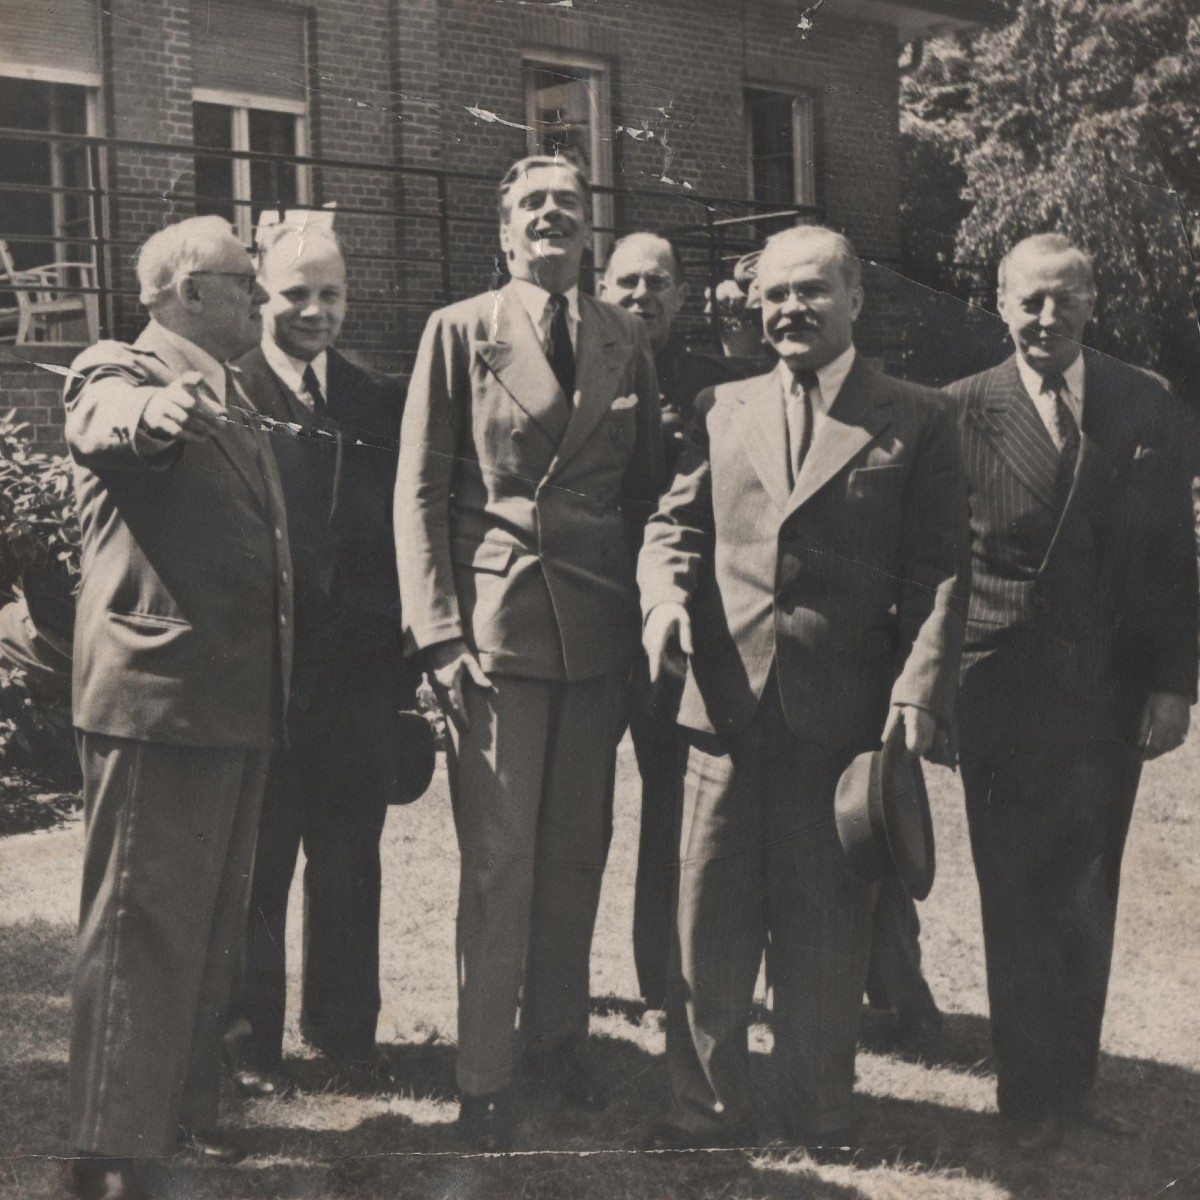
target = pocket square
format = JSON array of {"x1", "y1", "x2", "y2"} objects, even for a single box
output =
[{"x1": 610, "y1": 394, "x2": 639, "y2": 412}]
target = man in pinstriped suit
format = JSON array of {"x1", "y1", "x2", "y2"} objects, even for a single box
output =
[
  {"x1": 637, "y1": 226, "x2": 970, "y2": 1154},
  {"x1": 949, "y1": 233, "x2": 1198, "y2": 1151}
]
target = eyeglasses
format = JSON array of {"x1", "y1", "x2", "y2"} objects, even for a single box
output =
[
  {"x1": 612, "y1": 272, "x2": 674, "y2": 293},
  {"x1": 187, "y1": 270, "x2": 259, "y2": 293}
]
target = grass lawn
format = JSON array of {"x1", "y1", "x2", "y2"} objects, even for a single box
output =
[{"x1": 2, "y1": 732, "x2": 1199, "y2": 1199}]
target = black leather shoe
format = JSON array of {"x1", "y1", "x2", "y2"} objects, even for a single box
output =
[
  {"x1": 1070, "y1": 1100, "x2": 1136, "y2": 1138},
  {"x1": 67, "y1": 1155, "x2": 148, "y2": 1200},
  {"x1": 641, "y1": 1120, "x2": 757, "y2": 1152},
  {"x1": 177, "y1": 1128, "x2": 246, "y2": 1165},
  {"x1": 457, "y1": 1090, "x2": 515, "y2": 1153},
  {"x1": 524, "y1": 1042, "x2": 607, "y2": 1111}
]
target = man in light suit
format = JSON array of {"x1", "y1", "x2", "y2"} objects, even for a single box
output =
[
  {"x1": 395, "y1": 156, "x2": 663, "y2": 1150},
  {"x1": 638, "y1": 225, "x2": 969, "y2": 1155},
  {"x1": 225, "y1": 225, "x2": 419, "y2": 1094},
  {"x1": 63, "y1": 216, "x2": 292, "y2": 1199},
  {"x1": 950, "y1": 233, "x2": 1198, "y2": 1150}
]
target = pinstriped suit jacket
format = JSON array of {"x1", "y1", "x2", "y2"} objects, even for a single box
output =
[
  {"x1": 637, "y1": 356, "x2": 970, "y2": 752},
  {"x1": 948, "y1": 352, "x2": 1198, "y2": 727}
]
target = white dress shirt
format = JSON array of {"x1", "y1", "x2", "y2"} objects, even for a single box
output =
[
  {"x1": 261, "y1": 337, "x2": 329, "y2": 410},
  {"x1": 1016, "y1": 352, "x2": 1085, "y2": 450},
  {"x1": 777, "y1": 344, "x2": 857, "y2": 468},
  {"x1": 508, "y1": 277, "x2": 580, "y2": 353}
]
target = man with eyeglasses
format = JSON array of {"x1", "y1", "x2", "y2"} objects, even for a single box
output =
[
  {"x1": 62, "y1": 216, "x2": 292, "y2": 1199},
  {"x1": 598, "y1": 232, "x2": 736, "y2": 1009}
]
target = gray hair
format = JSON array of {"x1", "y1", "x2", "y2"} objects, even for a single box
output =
[
  {"x1": 760, "y1": 225, "x2": 862, "y2": 291},
  {"x1": 134, "y1": 215, "x2": 243, "y2": 308},
  {"x1": 998, "y1": 233, "x2": 1096, "y2": 296}
]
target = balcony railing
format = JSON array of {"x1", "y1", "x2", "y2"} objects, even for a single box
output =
[{"x1": 0, "y1": 126, "x2": 824, "y2": 351}]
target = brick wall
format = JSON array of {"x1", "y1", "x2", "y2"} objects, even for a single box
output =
[{"x1": 0, "y1": 348, "x2": 75, "y2": 453}]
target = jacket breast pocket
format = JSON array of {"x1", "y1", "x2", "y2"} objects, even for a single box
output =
[
  {"x1": 450, "y1": 536, "x2": 517, "y2": 576},
  {"x1": 846, "y1": 462, "x2": 906, "y2": 502}
]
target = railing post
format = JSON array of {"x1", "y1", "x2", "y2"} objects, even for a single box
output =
[
  {"x1": 436, "y1": 173, "x2": 452, "y2": 304},
  {"x1": 705, "y1": 205, "x2": 721, "y2": 346},
  {"x1": 87, "y1": 138, "x2": 111, "y2": 340}
]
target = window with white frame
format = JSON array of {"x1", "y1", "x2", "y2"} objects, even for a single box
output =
[
  {"x1": 190, "y1": 0, "x2": 309, "y2": 244},
  {"x1": 523, "y1": 55, "x2": 613, "y2": 265},
  {"x1": 745, "y1": 87, "x2": 819, "y2": 211},
  {"x1": 193, "y1": 94, "x2": 310, "y2": 244}
]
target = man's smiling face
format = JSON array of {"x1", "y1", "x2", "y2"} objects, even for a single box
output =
[{"x1": 499, "y1": 163, "x2": 590, "y2": 291}]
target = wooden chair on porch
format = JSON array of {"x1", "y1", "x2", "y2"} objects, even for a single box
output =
[{"x1": 0, "y1": 239, "x2": 99, "y2": 344}]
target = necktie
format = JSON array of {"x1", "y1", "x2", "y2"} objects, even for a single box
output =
[
  {"x1": 545, "y1": 294, "x2": 576, "y2": 401},
  {"x1": 788, "y1": 368, "x2": 817, "y2": 484},
  {"x1": 1043, "y1": 373, "x2": 1080, "y2": 495},
  {"x1": 302, "y1": 363, "x2": 327, "y2": 418}
]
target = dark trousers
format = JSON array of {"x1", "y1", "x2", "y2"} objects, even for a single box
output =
[
  {"x1": 70, "y1": 734, "x2": 267, "y2": 1155},
  {"x1": 959, "y1": 661, "x2": 1142, "y2": 1120},
  {"x1": 629, "y1": 665, "x2": 685, "y2": 1009},
  {"x1": 865, "y1": 874, "x2": 940, "y2": 1030},
  {"x1": 228, "y1": 729, "x2": 389, "y2": 1068},
  {"x1": 665, "y1": 684, "x2": 875, "y2": 1139}
]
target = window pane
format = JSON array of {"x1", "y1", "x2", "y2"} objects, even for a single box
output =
[
  {"x1": 0, "y1": 77, "x2": 57, "y2": 269},
  {"x1": 747, "y1": 89, "x2": 796, "y2": 208},
  {"x1": 525, "y1": 63, "x2": 593, "y2": 174},
  {"x1": 248, "y1": 109, "x2": 298, "y2": 229},
  {"x1": 193, "y1": 101, "x2": 235, "y2": 224}
]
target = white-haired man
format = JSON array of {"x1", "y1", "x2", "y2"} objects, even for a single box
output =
[
  {"x1": 63, "y1": 216, "x2": 291, "y2": 1199},
  {"x1": 637, "y1": 224, "x2": 969, "y2": 1155}
]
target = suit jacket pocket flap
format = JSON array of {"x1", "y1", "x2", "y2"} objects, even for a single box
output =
[
  {"x1": 847, "y1": 462, "x2": 905, "y2": 498},
  {"x1": 450, "y1": 536, "x2": 517, "y2": 574}
]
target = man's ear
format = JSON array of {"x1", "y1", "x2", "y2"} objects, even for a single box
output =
[
  {"x1": 177, "y1": 274, "x2": 204, "y2": 310},
  {"x1": 597, "y1": 277, "x2": 610, "y2": 299},
  {"x1": 849, "y1": 285, "x2": 865, "y2": 322},
  {"x1": 676, "y1": 281, "x2": 691, "y2": 305}
]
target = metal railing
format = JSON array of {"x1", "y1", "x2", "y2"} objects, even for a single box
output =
[{"x1": 0, "y1": 126, "x2": 824, "y2": 347}]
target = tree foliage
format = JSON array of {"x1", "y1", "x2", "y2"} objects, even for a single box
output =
[{"x1": 901, "y1": 0, "x2": 1200, "y2": 390}]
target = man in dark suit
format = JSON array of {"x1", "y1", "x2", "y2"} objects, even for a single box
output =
[
  {"x1": 637, "y1": 225, "x2": 969, "y2": 1154},
  {"x1": 224, "y1": 225, "x2": 418, "y2": 1094},
  {"x1": 598, "y1": 231, "x2": 736, "y2": 1010},
  {"x1": 949, "y1": 233, "x2": 1198, "y2": 1151},
  {"x1": 63, "y1": 216, "x2": 292, "y2": 1199},
  {"x1": 395, "y1": 156, "x2": 663, "y2": 1150}
]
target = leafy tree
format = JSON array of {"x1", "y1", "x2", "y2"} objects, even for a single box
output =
[{"x1": 901, "y1": 0, "x2": 1200, "y2": 394}]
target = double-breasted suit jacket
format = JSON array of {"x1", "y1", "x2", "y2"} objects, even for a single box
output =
[
  {"x1": 396, "y1": 280, "x2": 662, "y2": 1097},
  {"x1": 636, "y1": 356, "x2": 969, "y2": 1140},
  {"x1": 639, "y1": 357, "x2": 970, "y2": 751},
  {"x1": 63, "y1": 321, "x2": 292, "y2": 1157},
  {"x1": 397, "y1": 283, "x2": 663, "y2": 680},
  {"x1": 949, "y1": 350, "x2": 1198, "y2": 1122},
  {"x1": 229, "y1": 343, "x2": 421, "y2": 1067}
]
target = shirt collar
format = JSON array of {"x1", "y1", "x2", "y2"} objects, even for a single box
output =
[
  {"x1": 1015, "y1": 349, "x2": 1086, "y2": 408},
  {"x1": 509, "y1": 277, "x2": 580, "y2": 340},
  {"x1": 777, "y1": 344, "x2": 857, "y2": 415},
  {"x1": 149, "y1": 320, "x2": 227, "y2": 405},
  {"x1": 261, "y1": 335, "x2": 328, "y2": 400}
]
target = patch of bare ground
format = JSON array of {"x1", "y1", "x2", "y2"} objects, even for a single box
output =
[{"x1": 2, "y1": 734, "x2": 1198, "y2": 1198}]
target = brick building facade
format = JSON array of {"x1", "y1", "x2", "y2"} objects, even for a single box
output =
[{"x1": 1, "y1": 0, "x2": 1004, "y2": 448}]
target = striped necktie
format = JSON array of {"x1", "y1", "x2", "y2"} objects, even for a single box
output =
[{"x1": 788, "y1": 368, "x2": 818, "y2": 485}]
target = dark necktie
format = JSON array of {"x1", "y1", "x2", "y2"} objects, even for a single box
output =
[
  {"x1": 545, "y1": 294, "x2": 576, "y2": 401},
  {"x1": 1043, "y1": 373, "x2": 1080, "y2": 497},
  {"x1": 788, "y1": 368, "x2": 818, "y2": 484},
  {"x1": 302, "y1": 363, "x2": 327, "y2": 418}
]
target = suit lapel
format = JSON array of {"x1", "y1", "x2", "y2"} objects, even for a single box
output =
[
  {"x1": 784, "y1": 356, "x2": 893, "y2": 519},
  {"x1": 474, "y1": 283, "x2": 571, "y2": 447},
  {"x1": 970, "y1": 356, "x2": 1060, "y2": 508},
  {"x1": 548, "y1": 295, "x2": 626, "y2": 476},
  {"x1": 735, "y1": 371, "x2": 792, "y2": 511}
]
